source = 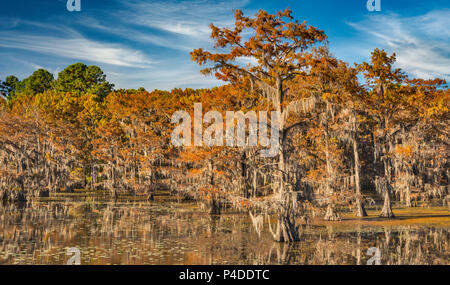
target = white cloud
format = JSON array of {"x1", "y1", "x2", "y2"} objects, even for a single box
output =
[
  {"x1": 77, "y1": 17, "x2": 193, "y2": 51},
  {"x1": 119, "y1": 0, "x2": 250, "y2": 38},
  {"x1": 107, "y1": 65, "x2": 223, "y2": 90},
  {"x1": 0, "y1": 33, "x2": 155, "y2": 68},
  {"x1": 0, "y1": 0, "x2": 253, "y2": 90},
  {"x1": 347, "y1": 9, "x2": 450, "y2": 80}
]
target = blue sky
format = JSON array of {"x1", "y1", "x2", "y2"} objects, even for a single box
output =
[{"x1": 1, "y1": 0, "x2": 449, "y2": 90}]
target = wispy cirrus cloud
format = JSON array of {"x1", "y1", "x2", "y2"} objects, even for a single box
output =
[
  {"x1": 0, "y1": 19, "x2": 155, "y2": 68},
  {"x1": 347, "y1": 9, "x2": 450, "y2": 80},
  {"x1": 118, "y1": 0, "x2": 250, "y2": 39},
  {"x1": 0, "y1": 0, "x2": 253, "y2": 89},
  {"x1": 0, "y1": 33, "x2": 155, "y2": 68},
  {"x1": 77, "y1": 16, "x2": 193, "y2": 51},
  {"x1": 59, "y1": 0, "x2": 254, "y2": 89},
  {"x1": 108, "y1": 65, "x2": 222, "y2": 90}
]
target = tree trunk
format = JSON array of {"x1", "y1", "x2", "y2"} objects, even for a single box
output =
[
  {"x1": 241, "y1": 152, "x2": 248, "y2": 198},
  {"x1": 208, "y1": 198, "x2": 221, "y2": 215},
  {"x1": 323, "y1": 102, "x2": 341, "y2": 221},
  {"x1": 380, "y1": 188, "x2": 395, "y2": 218},
  {"x1": 207, "y1": 159, "x2": 221, "y2": 215},
  {"x1": 405, "y1": 184, "x2": 412, "y2": 207},
  {"x1": 378, "y1": 113, "x2": 395, "y2": 218},
  {"x1": 444, "y1": 195, "x2": 450, "y2": 211},
  {"x1": 269, "y1": 213, "x2": 300, "y2": 242},
  {"x1": 324, "y1": 203, "x2": 341, "y2": 221},
  {"x1": 271, "y1": 74, "x2": 300, "y2": 242},
  {"x1": 355, "y1": 199, "x2": 367, "y2": 217},
  {"x1": 353, "y1": 111, "x2": 367, "y2": 217},
  {"x1": 252, "y1": 169, "x2": 257, "y2": 198}
]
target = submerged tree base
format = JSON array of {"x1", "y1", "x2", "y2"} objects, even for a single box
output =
[
  {"x1": 355, "y1": 200, "x2": 368, "y2": 217},
  {"x1": 268, "y1": 214, "x2": 300, "y2": 243},
  {"x1": 324, "y1": 204, "x2": 341, "y2": 221},
  {"x1": 208, "y1": 199, "x2": 221, "y2": 215},
  {"x1": 379, "y1": 210, "x2": 395, "y2": 219},
  {"x1": 380, "y1": 192, "x2": 395, "y2": 218}
]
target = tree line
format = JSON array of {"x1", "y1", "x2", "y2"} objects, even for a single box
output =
[{"x1": 0, "y1": 9, "x2": 448, "y2": 242}]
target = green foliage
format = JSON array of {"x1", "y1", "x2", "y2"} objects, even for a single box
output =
[
  {"x1": 19, "y1": 69, "x2": 54, "y2": 96},
  {"x1": 1, "y1": 75, "x2": 20, "y2": 100},
  {"x1": 53, "y1": 63, "x2": 114, "y2": 101}
]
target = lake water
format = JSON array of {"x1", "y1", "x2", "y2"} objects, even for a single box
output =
[{"x1": 0, "y1": 197, "x2": 448, "y2": 265}]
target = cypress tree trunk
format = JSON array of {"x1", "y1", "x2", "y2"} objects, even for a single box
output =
[
  {"x1": 324, "y1": 203, "x2": 341, "y2": 221},
  {"x1": 323, "y1": 102, "x2": 340, "y2": 221},
  {"x1": 274, "y1": 214, "x2": 299, "y2": 242},
  {"x1": 272, "y1": 74, "x2": 299, "y2": 242},
  {"x1": 353, "y1": 111, "x2": 367, "y2": 217},
  {"x1": 208, "y1": 198, "x2": 221, "y2": 215},
  {"x1": 405, "y1": 184, "x2": 412, "y2": 207},
  {"x1": 207, "y1": 160, "x2": 221, "y2": 215},
  {"x1": 268, "y1": 207, "x2": 300, "y2": 243},
  {"x1": 273, "y1": 137, "x2": 300, "y2": 241},
  {"x1": 378, "y1": 111, "x2": 395, "y2": 219},
  {"x1": 380, "y1": 188, "x2": 395, "y2": 218}
]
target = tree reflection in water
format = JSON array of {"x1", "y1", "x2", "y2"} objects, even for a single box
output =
[{"x1": 0, "y1": 200, "x2": 448, "y2": 265}]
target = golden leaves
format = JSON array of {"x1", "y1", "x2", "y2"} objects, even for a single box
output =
[{"x1": 395, "y1": 145, "x2": 414, "y2": 158}]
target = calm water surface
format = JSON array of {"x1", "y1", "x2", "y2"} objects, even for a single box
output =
[{"x1": 0, "y1": 198, "x2": 448, "y2": 265}]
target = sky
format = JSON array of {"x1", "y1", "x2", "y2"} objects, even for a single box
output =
[{"x1": 0, "y1": 0, "x2": 449, "y2": 91}]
